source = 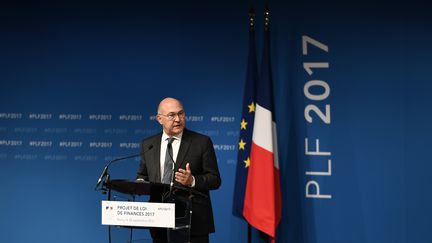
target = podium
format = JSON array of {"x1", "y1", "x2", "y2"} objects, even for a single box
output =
[{"x1": 102, "y1": 179, "x2": 199, "y2": 243}]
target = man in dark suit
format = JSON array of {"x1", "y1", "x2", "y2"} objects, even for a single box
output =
[{"x1": 136, "y1": 97, "x2": 221, "y2": 243}]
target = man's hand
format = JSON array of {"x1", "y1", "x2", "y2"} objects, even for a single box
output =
[{"x1": 175, "y1": 163, "x2": 193, "y2": 186}]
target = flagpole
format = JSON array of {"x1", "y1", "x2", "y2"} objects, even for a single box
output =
[
  {"x1": 264, "y1": 5, "x2": 274, "y2": 243},
  {"x1": 247, "y1": 6, "x2": 255, "y2": 243},
  {"x1": 263, "y1": 5, "x2": 280, "y2": 243}
]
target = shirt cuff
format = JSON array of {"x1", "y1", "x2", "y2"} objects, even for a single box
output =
[{"x1": 190, "y1": 176, "x2": 195, "y2": 187}]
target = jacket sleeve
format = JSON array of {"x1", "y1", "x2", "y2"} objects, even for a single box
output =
[{"x1": 136, "y1": 141, "x2": 149, "y2": 181}]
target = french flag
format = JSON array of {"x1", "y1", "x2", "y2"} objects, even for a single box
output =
[{"x1": 243, "y1": 9, "x2": 282, "y2": 241}]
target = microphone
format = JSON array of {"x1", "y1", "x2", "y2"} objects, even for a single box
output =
[
  {"x1": 94, "y1": 144, "x2": 153, "y2": 190},
  {"x1": 166, "y1": 142, "x2": 176, "y2": 193}
]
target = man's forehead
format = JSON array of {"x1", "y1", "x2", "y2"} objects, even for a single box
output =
[
  {"x1": 161, "y1": 103, "x2": 183, "y2": 112},
  {"x1": 164, "y1": 108, "x2": 184, "y2": 114}
]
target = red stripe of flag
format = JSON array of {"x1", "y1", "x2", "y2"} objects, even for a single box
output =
[
  {"x1": 243, "y1": 139, "x2": 281, "y2": 238},
  {"x1": 243, "y1": 142, "x2": 281, "y2": 238}
]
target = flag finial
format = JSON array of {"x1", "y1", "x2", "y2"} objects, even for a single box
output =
[
  {"x1": 264, "y1": 5, "x2": 270, "y2": 31},
  {"x1": 248, "y1": 7, "x2": 256, "y2": 31}
]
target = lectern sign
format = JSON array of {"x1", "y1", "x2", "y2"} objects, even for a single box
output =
[{"x1": 101, "y1": 200, "x2": 175, "y2": 228}]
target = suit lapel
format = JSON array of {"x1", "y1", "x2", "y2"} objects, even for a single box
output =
[{"x1": 176, "y1": 130, "x2": 191, "y2": 170}]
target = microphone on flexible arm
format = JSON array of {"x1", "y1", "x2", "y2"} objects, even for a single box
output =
[
  {"x1": 166, "y1": 142, "x2": 176, "y2": 196},
  {"x1": 94, "y1": 144, "x2": 154, "y2": 190}
]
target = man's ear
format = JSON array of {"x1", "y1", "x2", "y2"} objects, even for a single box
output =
[{"x1": 156, "y1": 115, "x2": 163, "y2": 125}]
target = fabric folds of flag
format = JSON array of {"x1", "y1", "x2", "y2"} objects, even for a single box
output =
[
  {"x1": 243, "y1": 11, "x2": 282, "y2": 239},
  {"x1": 232, "y1": 11, "x2": 258, "y2": 218}
]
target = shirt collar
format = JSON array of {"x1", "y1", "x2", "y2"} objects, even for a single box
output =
[{"x1": 162, "y1": 131, "x2": 183, "y2": 142}]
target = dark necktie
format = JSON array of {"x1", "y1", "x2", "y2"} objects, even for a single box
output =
[{"x1": 162, "y1": 137, "x2": 175, "y2": 184}]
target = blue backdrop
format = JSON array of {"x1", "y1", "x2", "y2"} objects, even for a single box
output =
[{"x1": 1, "y1": 1, "x2": 431, "y2": 242}]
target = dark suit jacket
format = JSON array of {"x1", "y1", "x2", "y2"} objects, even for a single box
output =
[{"x1": 136, "y1": 129, "x2": 221, "y2": 236}]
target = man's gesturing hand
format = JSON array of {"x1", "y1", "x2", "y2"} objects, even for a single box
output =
[{"x1": 175, "y1": 163, "x2": 193, "y2": 186}]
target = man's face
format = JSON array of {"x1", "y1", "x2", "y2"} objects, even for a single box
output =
[{"x1": 157, "y1": 99, "x2": 186, "y2": 136}]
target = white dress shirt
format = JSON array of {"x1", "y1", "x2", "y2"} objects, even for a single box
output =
[{"x1": 160, "y1": 131, "x2": 182, "y2": 183}]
